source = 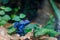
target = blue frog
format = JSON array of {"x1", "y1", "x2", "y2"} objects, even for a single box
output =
[{"x1": 14, "y1": 20, "x2": 30, "y2": 36}]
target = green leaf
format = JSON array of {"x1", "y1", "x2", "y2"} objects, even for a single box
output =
[
  {"x1": 35, "y1": 28, "x2": 59, "y2": 37},
  {"x1": 24, "y1": 23, "x2": 59, "y2": 37},
  {"x1": 34, "y1": 28, "x2": 49, "y2": 37},
  {"x1": 7, "y1": 25, "x2": 16, "y2": 34},
  {"x1": 24, "y1": 23, "x2": 39, "y2": 33},
  {"x1": 0, "y1": 20, "x2": 7, "y2": 26},
  {"x1": 0, "y1": 10, "x2": 5, "y2": 15},
  {"x1": 43, "y1": 19, "x2": 55, "y2": 30},
  {"x1": 24, "y1": 29, "x2": 32, "y2": 33},
  {"x1": 0, "y1": 6, "x2": 5, "y2": 9},
  {"x1": 2, "y1": 15, "x2": 11, "y2": 21},
  {"x1": 0, "y1": 16, "x2": 2, "y2": 21},
  {"x1": 4, "y1": 7, "x2": 12, "y2": 12},
  {"x1": 12, "y1": 15, "x2": 21, "y2": 21},
  {"x1": 49, "y1": 30, "x2": 59, "y2": 37},
  {"x1": 43, "y1": 14, "x2": 55, "y2": 30},
  {"x1": 20, "y1": 13, "x2": 26, "y2": 19},
  {"x1": 25, "y1": 23, "x2": 39, "y2": 30}
]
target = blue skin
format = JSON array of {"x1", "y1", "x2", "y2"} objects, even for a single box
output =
[{"x1": 14, "y1": 20, "x2": 30, "y2": 36}]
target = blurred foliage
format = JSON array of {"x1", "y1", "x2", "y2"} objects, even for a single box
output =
[
  {"x1": 0, "y1": 0, "x2": 9, "y2": 4},
  {"x1": 7, "y1": 25, "x2": 16, "y2": 34},
  {"x1": 20, "y1": 13, "x2": 26, "y2": 19},
  {"x1": 0, "y1": 10, "x2": 5, "y2": 15},
  {"x1": 0, "y1": 6, "x2": 21, "y2": 26},
  {"x1": 44, "y1": 14, "x2": 55, "y2": 30},
  {"x1": 4, "y1": 7, "x2": 12, "y2": 12},
  {"x1": 2, "y1": 15, "x2": 11, "y2": 21},
  {"x1": 24, "y1": 23, "x2": 59, "y2": 37},
  {"x1": 11, "y1": 14, "x2": 21, "y2": 21},
  {"x1": 0, "y1": 20, "x2": 7, "y2": 26},
  {"x1": 0, "y1": 0, "x2": 58, "y2": 38}
]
